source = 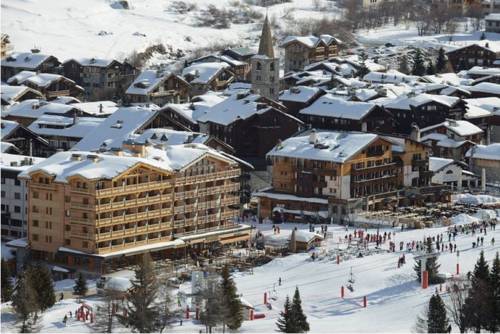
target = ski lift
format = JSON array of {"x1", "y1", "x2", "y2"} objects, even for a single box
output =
[{"x1": 347, "y1": 267, "x2": 355, "y2": 292}]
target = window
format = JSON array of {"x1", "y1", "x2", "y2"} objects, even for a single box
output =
[
  {"x1": 45, "y1": 235, "x2": 52, "y2": 243},
  {"x1": 65, "y1": 239, "x2": 71, "y2": 246},
  {"x1": 33, "y1": 220, "x2": 39, "y2": 227},
  {"x1": 14, "y1": 179, "x2": 20, "y2": 186},
  {"x1": 83, "y1": 197, "x2": 89, "y2": 205},
  {"x1": 14, "y1": 192, "x2": 20, "y2": 200},
  {"x1": 32, "y1": 205, "x2": 39, "y2": 213},
  {"x1": 14, "y1": 206, "x2": 21, "y2": 213},
  {"x1": 65, "y1": 196, "x2": 71, "y2": 203},
  {"x1": 82, "y1": 241, "x2": 89, "y2": 248},
  {"x1": 0, "y1": 191, "x2": 5, "y2": 198},
  {"x1": 65, "y1": 225, "x2": 71, "y2": 231},
  {"x1": 32, "y1": 234, "x2": 39, "y2": 241},
  {"x1": 1, "y1": 177, "x2": 5, "y2": 184},
  {"x1": 45, "y1": 221, "x2": 52, "y2": 229},
  {"x1": 33, "y1": 191, "x2": 39, "y2": 199},
  {"x1": 45, "y1": 192, "x2": 52, "y2": 200}
]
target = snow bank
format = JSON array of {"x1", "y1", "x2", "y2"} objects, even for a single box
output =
[{"x1": 454, "y1": 193, "x2": 500, "y2": 205}]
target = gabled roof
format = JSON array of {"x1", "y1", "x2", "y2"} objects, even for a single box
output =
[
  {"x1": 281, "y1": 34, "x2": 342, "y2": 48},
  {"x1": 299, "y1": 94, "x2": 377, "y2": 120},
  {"x1": 0, "y1": 85, "x2": 43, "y2": 105},
  {"x1": 267, "y1": 130, "x2": 380, "y2": 163},
  {"x1": 28, "y1": 114, "x2": 105, "y2": 139},
  {"x1": 384, "y1": 93, "x2": 460, "y2": 110},
  {"x1": 1, "y1": 52, "x2": 58, "y2": 69},
  {"x1": 1, "y1": 120, "x2": 20, "y2": 140},
  {"x1": 63, "y1": 57, "x2": 119, "y2": 68},
  {"x1": 363, "y1": 70, "x2": 420, "y2": 84},
  {"x1": 7, "y1": 70, "x2": 77, "y2": 89},
  {"x1": 421, "y1": 120, "x2": 483, "y2": 137},
  {"x1": 279, "y1": 86, "x2": 322, "y2": 103},
  {"x1": 164, "y1": 91, "x2": 227, "y2": 125},
  {"x1": 182, "y1": 62, "x2": 231, "y2": 85},
  {"x1": 133, "y1": 128, "x2": 210, "y2": 146},
  {"x1": 466, "y1": 143, "x2": 500, "y2": 161},
  {"x1": 126, "y1": 70, "x2": 188, "y2": 96},
  {"x1": 468, "y1": 82, "x2": 500, "y2": 95},
  {"x1": 5, "y1": 99, "x2": 79, "y2": 119},
  {"x1": 73, "y1": 106, "x2": 160, "y2": 151},
  {"x1": 429, "y1": 157, "x2": 464, "y2": 173}
]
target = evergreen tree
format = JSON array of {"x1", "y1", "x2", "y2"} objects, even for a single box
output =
[
  {"x1": 427, "y1": 293, "x2": 449, "y2": 333},
  {"x1": 73, "y1": 272, "x2": 88, "y2": 301},
  {"x1": 412, "y1": 49, "x2": 426, "y2": 76},
  {"x1": 122, "y1": 254, "x2": 161, "y2": 333},
  {"x1": 398, "y1": 55, "x2": 410, "y2": 74},
  {"x1": 276, "y1": 296, "x2": 293, "y2": 333},
  {"x1": 290, "y1": 287, "x2": 309, "y2": 333},
  {"x1": 30, "y1": 263, "x2": 55, "y2": 312},
  {"x1": 426, "y1": 61, "x2": 436, "y2": 75},
  {"x1": 414, "y1": 238, "x2": 443, "y2": 284},
  {"x1": 486, "y1": 252, "x2": 500, "y2": 332},
  {"x1": 358, "y1": 63, "x2": 369, "y2": 78},
  {"x1": 436, "y1": 47, "x2": 447, "y2": 73},
  {"x1": 463, "y1": 251, "x2": 491, "y2": 332},
  {"x1": 12, "y1": 268, "x2": 39, "y2": 333},
  {"x1": 1, "y1": 259, "x2": 13, "y2": 302},
  {"x1": 220, "y1": 265, "x2": 243, "y2": 331}
]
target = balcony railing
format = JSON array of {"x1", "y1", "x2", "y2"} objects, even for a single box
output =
[{"x1": 96, "y1": 180, "x2": 173, "y2": 197}]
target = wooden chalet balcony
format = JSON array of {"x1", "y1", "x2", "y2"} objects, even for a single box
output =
[
  {"x1": 70, "y1": 230, "x2": 93, "y2": 239},
  {"x1": 412, "y1": 158, "x2": 428, "y2": 167},
  {"x1": 32, "y1": 182, "x2": 57, "y2": 190},
  {"x1": 221, "y1": 211, "x2": 237, "y2": 220},
  {"x1": 176, "y1": 169, "x2": 240, "y2": 185},
  {"x1": 71, "y1": 202, "x2": 93, "y2": 210},
  {"x1": 96, "y1": 194, "x2": 172, "y2": 212},
  {"x1": 352, "y1": 162, "x2": 397, "y2": 171},
  {"x1": 96, "y1": 180, "x2": 173, "y2": 197},
  {"x1": 352, "y1": 174, "x2": 398, "y2": 183},
  {"x1": 70, "y1": 217, "x2": 94, "y2": 225},
  {"x1": 71, "y1": 187, "x2": 93, "y2": 194},
  {"x1": 96, "y1": 208, "x2": 172, "y2": 227},
  {"x1": 96, "y1": 222, "x2": 173, "y2": 241},
  {"x1": 47, "y1": 90, "x2": 70, "y2": 97}
]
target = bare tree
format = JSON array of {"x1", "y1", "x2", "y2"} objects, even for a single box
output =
[
  {"x1": 446, "y1": 281, "x2": 469, "y2": 333},
  {"x1": 94, "y1": 289, "x2": 122, "y2": 333}
]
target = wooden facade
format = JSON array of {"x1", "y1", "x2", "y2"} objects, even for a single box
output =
[
  {"x1": 446, "y1": 44, "x2": 499, "y2": 72},
  {"x1": 282, "y1": 37, "x2": 341, "y2": 73}
]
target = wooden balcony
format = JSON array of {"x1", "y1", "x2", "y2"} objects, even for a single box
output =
[
  {"x1": 96, "y1": 180, "x2": 173, "y2": 197},
  {"x1": 96, "y1": 195, "x2": 172, "y2": 213},
  {"x1": 71, "y1": 202, "x2": 93, "y2": 210}
]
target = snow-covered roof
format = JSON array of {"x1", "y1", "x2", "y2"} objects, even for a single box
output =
[
  {"x1": 182, "y1": 62, "x2": 230, "y2": 84},
  {"x1": 464, "y1": 104, "x2": 492, "y2": 119},
  {"x1": 133, "y1": 128, "x2": 210, "y2": 146},
  {"x1": 191, "y1": 54, "x2": 246, "y2": 67},
  {"x1": 4, "y1": 99, "x2": 78, "y2": 119},
  {"x1": 267, "y1": 130, "x2": 379, "y2": 163},
  {"x1": 28, "y1": 114, "x2": 105, "y2": 139},
  {"x1": 423, "y1": 73, "x2": 471, "y2": 86},
  {"x1": 485, "y1": 13, "x2": 500, "y2": 21},
  {"x1": 1, "y1": 142, "x2": 20, "y2": 153},
  {"x1": 0, "y1": 84, "x2": 43, "y2": 105},
  {"x1": 65, "y1": 57, "x2": 116, "y2": 67},
  {"x1": 464, "y1": 97, "x2": 500, "y2": 114},
  {"x1": 50, "y1": 96, "x2": 81, "y2": 104},
  {"x1": 468, "y1": 82, "x2": 500, "y2": 95},
  {"x1": 73, "y1": 106, "x2": 159, "y2": 151},
  {"x1": 0, "y1": 153, "x2": 46, "y2": 172},
  {"x1": 384, "y1": 94, "x2": 459, "y2": 110},
  {"x1": 299, "y1": 94, "x2": 376, "y2": 120},
  {"x1": 166, "y1": 91, "x2": 226, "y2": 124},
  {"x1": 466, "y1": 143, "x2": 500, "y2": 161},
  {"x1": 8, "y1": 70, "x2": 76, "y2": 89},
  {"x1": 253, "y1": 191, "x2": 329, "y2": 204},
  {"x1": 197, "y1": 92, "x2": 299, "y2": 126},
  {"x1": 293, "y1": 230, "x2": 324, "y2": 243},
  {"x1": 420, "y1": 133, "x2": 469, "y2": 148},
  {"x1": 421, "y1": 120, "x2": 483, "y2": 137},
  {"x1": 1, "y1": 52, "x2": 55, "y2": 69},
  {"x1": 279, "y1": 86, "x2": 321, "y2": 103},
  {"x1": 467, "y1": 66, "x2": 500, "y2": 77},
  {"x1": 126, "y1": 70, "x2": 185, "y2": 96},
  {"x1": 363, "y1": 70, "x2": 420, "y2": 84},
  {"x1": 71, "y1": 101, "x2": 118, "y2": 116},
  {"x1": 1, "y1": 120, "x2": 20, "y2": 140},
  {"x1": 281, "y1": 34, "x2": 342, "y2": 48},
  {"x1": 429, "y1": 157, "x2": 455, "y2": 172}
]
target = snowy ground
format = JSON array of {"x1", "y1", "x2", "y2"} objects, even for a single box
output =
[
  {"x1": 1, "y1": 0, "x2": 339, "y2": 64},
  {"x1": 2, "y1": 218, "x2": 499, "y2": 333}
]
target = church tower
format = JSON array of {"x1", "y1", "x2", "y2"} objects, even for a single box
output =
[{"x1": 251, "y1": 15, "x2": 280, "y2": 100}]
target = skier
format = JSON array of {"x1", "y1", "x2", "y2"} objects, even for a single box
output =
[
  {"x1": 60, "y1": 292, "x2": 64, "y2": 301},
  {"x1": 278, "y1": 277, "x2": 282, "y2": 286},
  {"x1": 63, "y1": 315, "x2": 68, "y2": 326},
  {"x1": 492, "y1": 237, "x2": 495, "y2": 246}
]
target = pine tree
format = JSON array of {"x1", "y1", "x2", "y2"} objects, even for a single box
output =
[
  {"x1": 1, "y1": 259, "x2": 13, "y2": 302},
  {"x1": 290, "y1": 287, "x2": 309, "y2": 333},
  {"x1": 414, "y1": 238, "x2": 443, "y2": 284},
  {"x1": 122, "y1": 254, "x2": 161, "y2": 333},
  {"x1": 30, "y1": 263, "x2": 55, "y2": 312},
  {"x1": 486, "y1": 252, "x2": 500, "y2": 332},
  {"x1": 276, "y1": 296, "x2": 292, "y2": 333},
  {"x1": 12, "y1": 268, "x2": 40, "y2": 333},
  {"x1": 427, "y1": 293, "x2": 449, "y2": 333},
  {"x1": 398, "y1": 55, "x2": 410, "y2": 74},
  {"x1": 426, "y1": 61, "x2": 436, "y2": 75},
  {"x1": 463, "y1": 251, "x2": 491, "y2": 332},
  {"x1": 412, "y1": 49, "x2": 426, "y2": 76},
  {"x1": 220, "y1": 265, "x2": 243, "y2": 331},
  {"x1": 436, "y1": 47, "x2": 447, "y2": 73},
  {"x1": 73, "y1": 272, "x2": 88, "y2": 301}
]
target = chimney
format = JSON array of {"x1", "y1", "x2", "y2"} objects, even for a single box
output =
[
  {"x1": 99, "y1": 103, "x2": 103, "y2": 113},
  {"x1": 410, "y1": 124, "x2": 420, "y2": 142},
  {"x1": 309, "y1": 129, "x2": 318, "y2": 144},
  {"x1": 87, "y1": 154, "x2": 99, "y2": 162},
  {"x1": 71, "y1": 153, "x2": 82, "y2": 161}
]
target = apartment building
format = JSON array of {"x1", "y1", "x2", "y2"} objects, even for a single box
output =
[
  {"x1": 255, "y1": 130, "x2": 439, "y2": 223},
  {"x1": 1, "y1": 154, "x2": 45, "y2": 240},
  {"x1": 18, "y1": 142, "x2": 250, "y2": 273}
]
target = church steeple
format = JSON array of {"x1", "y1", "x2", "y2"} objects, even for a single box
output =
[{"x1": 258, "y1": 15, "x2": 274, "y2": 58}]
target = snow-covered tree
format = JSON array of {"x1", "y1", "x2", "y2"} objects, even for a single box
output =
[
  {"x1": 291, "y1": 287, "x2": 309, "y2": 333},
  {"x1": 73, "y1": 272, "x2": 88, "y2": 301},
  {"x1": 427, "y1": 293, "x2": 449, "y2": 333},
  {"x1": 276, "y1": 296, "x2": 293, "y2": 333}
]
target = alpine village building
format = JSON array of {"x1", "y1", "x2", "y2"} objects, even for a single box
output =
[{"x1": 18, "y1": 142, "x2": 251, "y2": 273}]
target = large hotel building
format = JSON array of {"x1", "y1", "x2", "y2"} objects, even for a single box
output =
[{"x1": 17, "y1": 141, "x2": 251, "y2": 273}]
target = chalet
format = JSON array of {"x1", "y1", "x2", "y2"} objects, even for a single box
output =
[
  {"x1": 464, "y1": 97, "x2": 500, "y2": 142},
  {"x1": 446, "y1": 44, "x2": 500, "y2": 71},
  {"x1": 63, "y1": 58, "x2": 139, "y2": 100},
  {"x1": 429, "y1": 157, "x2": 479, "y2": 190},
  {"x1": 1, "y1": 120, "x2": 52, "y2": 157},
  {"x1": 221, "y1": 47, "x2": 256, "y2": 63},
  {"x1": 466, "y1": 66, "x2": 500, "y2": 79},
  {"x1": 159, "y1": 92, "x2": 226, "y2": 132},
  {"x1": 182, "y1": 62, "x2": 235, "y2": 96},
  {"x1": 281, "y1": 35, "x2": 342, "y2": 73},
  {"x1": 28, "y1": 114, "x2": 105, "y2": 150},
  {"x1": 278, "y1": 86, "x2": 324, "y2": 116},
  {"x1": 468, "y1": 82, "x2": 500, "y2": 98},
  {"x1": 1, "y1": 52, "x2": 60, "y2": 79},
  {"x1": 197, "y1": 92, "x2": 303, "y2": 168},
  {"x1": 363, "y1": 70, "x2": 421, "y2": 85},
  {"x1": 383, "y1": 93, "x2": 466, "y2": 134},
  {"x1": 466, "y1": 143, "x2": 500, "y2": 183},
  {"x1": 298, "y1": 94, "x2": 394, "y2": 133},
  {"x1": 188, "y1": 54, "x2": 250, "y2": 80},
  {"x1": 125, "y1": 70, "x2": 190, "y2": 106},
  {"x1": 281, "y1": 70, "x2": 333, "y2": 89},
  {"x1": 7, "y1": 71, "x2": 84, "y2": 99},
  {"x1": 485, "y1": 13, "x2": 500, "y2": 33},
  {"x1": 1, "y1": 85, "x2": 44, "y2": 105},
  {"x1": 256, "y1": 129, "x2": 439, "y2": 223}
]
